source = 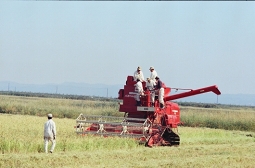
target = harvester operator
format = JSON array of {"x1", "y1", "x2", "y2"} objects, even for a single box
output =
[
  {"x1": 134, "y1": 78, "x2": 144, "y2": 106},
  {"x1": 149, "y1": 66, "x2": 157, "y2": 82},
  {"x1": 145, "y1": 78, "x2": 156, "y2": 107},
  {"x1": 134, "y1": 66, "x2": 144, "y2": 82},
  {"x1": 155, "y1": 76, "x2": 165, "y2": 109}
]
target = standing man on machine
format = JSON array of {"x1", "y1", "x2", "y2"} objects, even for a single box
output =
[
  {"x1": 134, "y1": 78, "x2": 144, "y2": 106},
  {"x1": 149, "y1": 66, "x2": 157, "y2": 82},
  {"x1": 134, "y1": 66, "x2": 144, "y2": 82},
  {"x1": 155, "y1": 76, "x2": 165, "y2": 109},
  {"x1": 145, "y1": 78, "x2": 156, "y2": 107}
]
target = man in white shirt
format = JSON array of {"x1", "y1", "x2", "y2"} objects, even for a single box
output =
[
  {"x1": 134, "y1": 78, "x2": 144, "y2": 106},
  {"x1": 149, "y1": 66, "x2": 158, "y2": 82},
  {"x1": 134, "y1": 66, "x2": 144, "y2": 82},
  {"x1": 145, "y1": 78, "x2": 156, "y2": 107},
  {"x1": 44, "y1": 113, "x2": 56, "y2": 153}
]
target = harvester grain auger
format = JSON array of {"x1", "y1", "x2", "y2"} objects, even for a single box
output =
[{"x1": 75, "y1": 76, "x2": 221, "y2": 147}]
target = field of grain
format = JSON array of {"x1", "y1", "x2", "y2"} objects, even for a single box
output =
[
  {"x1": 1, "y1": 95, "x2": 255, "y2": 132},
  {"x1": 0, "y1": 114, "x2": 255, "y2": 168},
  {"x1": 181, "y1": 106, "x2": 255, "y2": 132},
  {"x1": 0, "y1": 95, "x2": 121, "y2": 118}
]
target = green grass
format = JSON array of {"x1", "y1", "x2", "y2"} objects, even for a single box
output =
[
  {"x1": 0, "y1": 114, "x2": 138, "y2": 154},
  {"x1": 0, "y1": 95, "x2": 121, "y2": 118},
  {"x1": 0, "y1": 114, "x2": 254, "y2": 167},
  {"x1": 1, "y1": 95, "x2": 255, "y2": 132},
  {"x1": 1, "y1": 95, "x2": 255, "y2": 167},
  {"x1": 181, "y1": 106, "x2": 255, "y2": 132}
]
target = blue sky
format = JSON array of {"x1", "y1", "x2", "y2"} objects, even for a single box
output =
[{"x1": 0, "y1": 2, "x2": 255, "y2": 94}]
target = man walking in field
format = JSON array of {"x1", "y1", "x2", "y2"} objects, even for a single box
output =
[{"x1": 44, "y1": 113, "x2": 56, "y2": 153}]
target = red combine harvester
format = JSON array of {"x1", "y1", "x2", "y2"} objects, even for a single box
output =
[{"x1": 75, "y1": 76, "x2": 221, "y2": 147}]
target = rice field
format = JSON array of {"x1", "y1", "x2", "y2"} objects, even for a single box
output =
[
  {"x1": 0, "y1": 114, "x2": 255, "y2": 168},
  {"x1": 0, "y1": 95, "x2": 255, "y2": 167},
  {"x1": 1, "y1": 95, "x2": 255, "y2": 132},
  {"x1": 0, "y1": 95, "x2": 121, "y2": 118},
  {"x1": 181, "y1": 106, "x2": 255, "y2": 132}
]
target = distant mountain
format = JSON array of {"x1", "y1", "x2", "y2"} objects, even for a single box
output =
[{"x1": 0, "y1": 81, "x2": 254, "y2": 106}]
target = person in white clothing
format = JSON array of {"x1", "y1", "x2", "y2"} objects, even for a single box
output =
[
  {"x1": 44, "y1": 113, "x2": 56, "y2": 153},
  {"x1": 149, "y1": 66, "x2": 157, "y2": 82},
  {"x1": 134, "y1": 66, "x2": 144, "y2": 82},
  {"x1": 134, "y1": 78, "x2": 144, "y2": 106},
  {"x1": 145, "y1": 78, "x2": 156, "y2": 106}
]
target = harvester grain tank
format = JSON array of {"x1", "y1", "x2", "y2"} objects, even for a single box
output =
[{"x1": 75, "y1": 75, "x2": 221, "y2": 147}]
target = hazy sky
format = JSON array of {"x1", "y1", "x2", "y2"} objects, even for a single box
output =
[{"x1": 1, "y1": 2, "x2": 255, "y2": 94}]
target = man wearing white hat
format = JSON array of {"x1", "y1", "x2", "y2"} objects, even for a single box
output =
[
  {"x1": 44, "y1": 113, "x2": 56, "y2": 153},
  {"x1": 134, "y1": 66, "x2": 144, "y2": 82},
  {"x1": 149, "y1": 66, "x2": 157, "y2": 82}
]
